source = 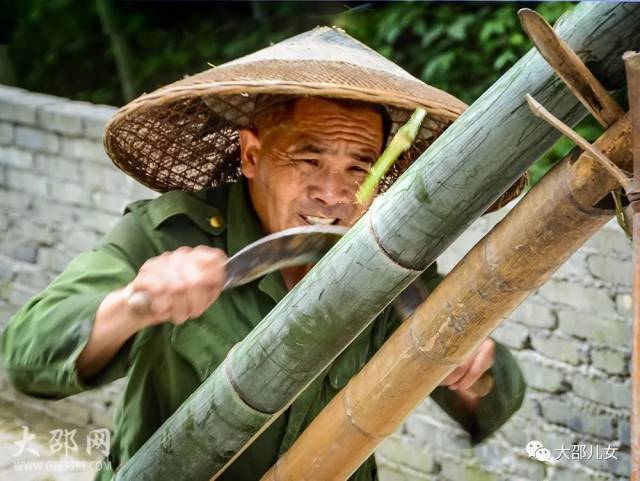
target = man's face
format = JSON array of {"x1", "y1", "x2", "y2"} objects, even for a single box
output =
[{"x1": 239, "y1": 97, "x2": 384, "y2": 234}]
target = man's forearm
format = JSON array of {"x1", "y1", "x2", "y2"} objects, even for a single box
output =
[{"x1": 76, "y1": 289, "x2": 143, "y2": 381}]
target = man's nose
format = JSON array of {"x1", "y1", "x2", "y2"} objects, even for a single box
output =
[{"x1": 309, "y1": 169, "x2": 352, "y2": 206}]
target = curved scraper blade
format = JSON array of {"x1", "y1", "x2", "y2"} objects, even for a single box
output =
[{"x1": 223, "y1": 225, "x2": 348, "y2": 290}]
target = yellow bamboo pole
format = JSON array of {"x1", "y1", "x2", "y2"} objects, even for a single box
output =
[
  {"x1": 623, "y1": 50, "x2": 640, "y2": 481},
  {"x1": 261, "y1": 113, "x2": 633, "y2": 481}
]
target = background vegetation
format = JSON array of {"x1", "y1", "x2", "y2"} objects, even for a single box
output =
[{"x1": 1, "y1": 1, "x2": 602, "y2": 184}]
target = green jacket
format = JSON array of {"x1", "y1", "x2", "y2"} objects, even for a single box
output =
[{"x1": 0, "y1": 178, "x2": 526, "y2": 481}]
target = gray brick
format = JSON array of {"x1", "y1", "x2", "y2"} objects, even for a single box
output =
[
  {"x1": 617, "y1": 420, "x2": 630, "y2": 448},
  {"x1": 491, "y1": 321, "x2": 529, "y2": 349},
  {"x1": 530, "y1": 332, "x2": 588, "y2": 366},
  {"x1": 0, "y1": 146, "x2": 34, "y2": 169},
  {"x1": 509, "y1": 301, "x2": 557, "y2": 329},
  {"x1": 1, "y1": 282, "x2": 37, "y2": 306},
  {"x1": 615, "y1": 294, "x2": 632, "y2": 317},
  {"x1": 526, "y1": 426, "x2": 578, "y2": 454},
  {"x1": 518, "y1": 395, "x2": 541, "y2": 420},
  {"x1": 81, "y1": 104, "x2": 117, "y2": 140},
  {"x1": 557, "y1": 308, "x2": 631, "y2": 346},
  {"x1": 539, "y1": 397, "x2": 616, "y2": 439},
  {"x1": 500, "y1": 420, "x2": 531, "y2": 448},
  {"x1": 474, "y1": 442, "x2": 545, "y2": 479},
  {"x1": 30, "y1": 198, "x2": 75, "y2": 226},
  {"x1": 91, "y1": 191, "x2": 127, "y2": 215},
  {"x1": 47, "y1": 180, "x2": 90, "y2": 206},
  {"x1": 376, "y1": 466, "x2": 416, "y2": 481},
  {"x1": 554, "y1": 251, "x2": 589, "y2": 280},
  {"x1": 37, "y1": 102, "x2": 86, "y2": 135},
  {"x1": 585, "y1": 225, "x2": 632, "y2": 256},
  {"x1": 0, "y1": 122, "x2": 13, "y2": 144},
  {"x1": 4, "y1": 169, "x2": 47, "y2": 195},
  {"x1": 376, "y1": 465, "x2": 434, "y2": 481},
  {"x1": 82, "y1": 163, "x2": 129, "y2": 193},
  {"x1": 127, "y1": 180, "x2": 157, "y2": 200},
  {"x1": 439, "y1": 458, "x2": 498, "y2": 481},
  {"x1": 37, "y1": 247, "x2": 74, "y2": 273},
  {"x1": 13, "y1": 266, "x2": 54, "y2": 291},
  {"x1": 581, "y1": 448, "x2": 630, "y2": 477},
  {"x1": 10, "y1": 243, "x2": 38, "y2": 263},
  {"x1": 15, "y1": 125, "x2": 60, "y2": 154},
  {"x1": 550, "y1": 465, "x2": 617, "y2": 481},
  {"x1": 517, "y1": 354, "x2": 568, "y2": 393},
  {"x1": 538, "y1": 280, "x2": 617, "y2": 317},
  {"x1": 34, "y1": 154, "x2": 81, "y2": 182},
  {"x1": 377, "y1": 436, "x2": 436, "y2": 473},
  {"x1": 586, "y1": 255, "x2": 632, "y2": 287},
  {"x1": 0, "y1": 189, "x2": 32, "y2": 210},
  {"x1": 591, "y1": 347, "x2": 629, "y2": 375},
  {"x1": 0, "y1": 86, "x2": 61, "y2": 125},
  {"x1": 64, "y1": 230, "x2": 99, "y2": 252},
  {"x1": 404, "y1": 414, "x2": 472, "y2": 453},
  {"x1": 0, "y1": 210, "x2": 10, "y2": 232},
  {"x1": 76, "y1": 208, "x2": 119, "y2": 235},
  {"x1": 0, "y1": 257, "x2": 15, "y2": 282},
  {"x1": 60, "y1": 137, "x2": 111, "y2": 164},
  {"x1": 572, "y1": 373, "x2": 630, "y2": 409}
]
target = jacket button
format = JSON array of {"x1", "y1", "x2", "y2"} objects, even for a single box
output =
[{"x1": 209, "y1": 215, "x2": 224, "y2": 228}]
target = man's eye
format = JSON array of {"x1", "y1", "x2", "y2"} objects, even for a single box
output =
[
  {"x1": 298, "y1": 158, "x2": 319, "y2": 166},
  {"x1": 349, "y1": 166, "x2": 369, "y2": 174}
]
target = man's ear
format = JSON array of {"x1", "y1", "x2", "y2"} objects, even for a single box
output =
[{"x1": 239, "y1": 128, "x2": 261, "y2": 179}]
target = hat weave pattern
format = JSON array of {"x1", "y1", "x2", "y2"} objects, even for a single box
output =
[{"x1": 104, "y1": 27, "x2": 526, "y2": 210}]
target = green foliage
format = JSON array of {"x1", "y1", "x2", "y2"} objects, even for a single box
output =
[
  {"x1": 334, "y1": 1, "x2": 573, "y2": 103},
  {"x1": 2, "y1": 1, "x2": 584, "y2": 184}
]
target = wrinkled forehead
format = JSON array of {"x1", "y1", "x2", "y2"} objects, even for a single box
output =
[
  {"x1": 290, "y1": 97, "x2": 384, "y2": 126},
  {"x1": 255, "y1": 96, "x2": 387, "y2": 152}
]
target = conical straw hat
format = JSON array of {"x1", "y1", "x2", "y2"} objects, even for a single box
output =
[{"x1": 104, "y1": 26, "x2": 526, "y2": 211}]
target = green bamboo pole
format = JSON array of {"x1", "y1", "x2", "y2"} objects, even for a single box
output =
[
  {"x1": 115, "y1": 3, "x2": 640, "y2": 480},
  {"x1": 356, "y1": 107, "x2": 427, "y2": 203},
  {"x1": 262, "y1": 110, "x2": 633, "y2": 481}
]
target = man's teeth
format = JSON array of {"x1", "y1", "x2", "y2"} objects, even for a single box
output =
[{"x1": 305, "y1": 215, "x2": 337, "y2": 225}]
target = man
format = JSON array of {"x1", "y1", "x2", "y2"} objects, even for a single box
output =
[{"x1": 0, "y1": 27, "x2": 526, "y2": 480}]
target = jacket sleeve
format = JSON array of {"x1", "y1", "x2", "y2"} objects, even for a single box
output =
[
  {"x1": 384, "y1": 261, "x2": 527, "y2": 445},
  {"x1": 0, "y1": 211, "x2": 152, "y2": 399},
  {"x1": 429, "y1": 341, "x2": 526, "y2": 444}
]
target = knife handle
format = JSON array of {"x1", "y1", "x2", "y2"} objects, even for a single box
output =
[{"x1": 468, "y1": 371, "x2": 494, "y2": 397}]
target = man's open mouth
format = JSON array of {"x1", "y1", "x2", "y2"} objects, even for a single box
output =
[{"x1": 300, "y1": 214, "x2": 339, "y2": 226}]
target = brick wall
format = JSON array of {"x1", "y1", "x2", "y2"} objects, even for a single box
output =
[{"x1": 0, "y1": 86, "x2": 633, "y2": 480}]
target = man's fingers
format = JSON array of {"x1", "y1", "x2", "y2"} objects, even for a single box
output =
[
  {"x1": 440, "y1": 362, "x2": 471, "y2": 388},
  {"x1": 126, "y1": 246, "x2": 228, "y2": 326},
  {"x1": 449, "y1": 340, "x2": 495, "y2": 391}
]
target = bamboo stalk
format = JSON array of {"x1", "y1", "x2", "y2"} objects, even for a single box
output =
[
  {"x1": 519, "y1": 8, "x2": 624, "y2": 128},
  {"x1": 113, "y1": 4, "x2": 640, "y2": 480},
  {"x1": 623, "y1": 49, "x2": 640, "y2": 481},
  {"x1": 356, "y1": 108, "x2": 426, "y2": 204},
  {"x1": 263, "y1": 112, "x2": 633, "y2": 481},
  {"x1": 526, "y1": 94, "x2": 632, "y2": 189}
]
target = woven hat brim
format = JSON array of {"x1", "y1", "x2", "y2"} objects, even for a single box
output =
[{"x1": 103, "y1": 33, "x2": 525, "y2": 212}]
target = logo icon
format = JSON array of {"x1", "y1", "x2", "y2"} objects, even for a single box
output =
[{"x1": 526, "y1": 440, "x2": 551, "y2": 463}]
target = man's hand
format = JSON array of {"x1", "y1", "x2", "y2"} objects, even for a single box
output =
[
  {"x1": 77, "y1": 246, "x2": 227, "y2": 381},
  {"x1": 440, "y1": 338, "x2": 495, "y2": 393},
  {"x1": 125, "y1": 246, "x2": 228, "y2": 326}
]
